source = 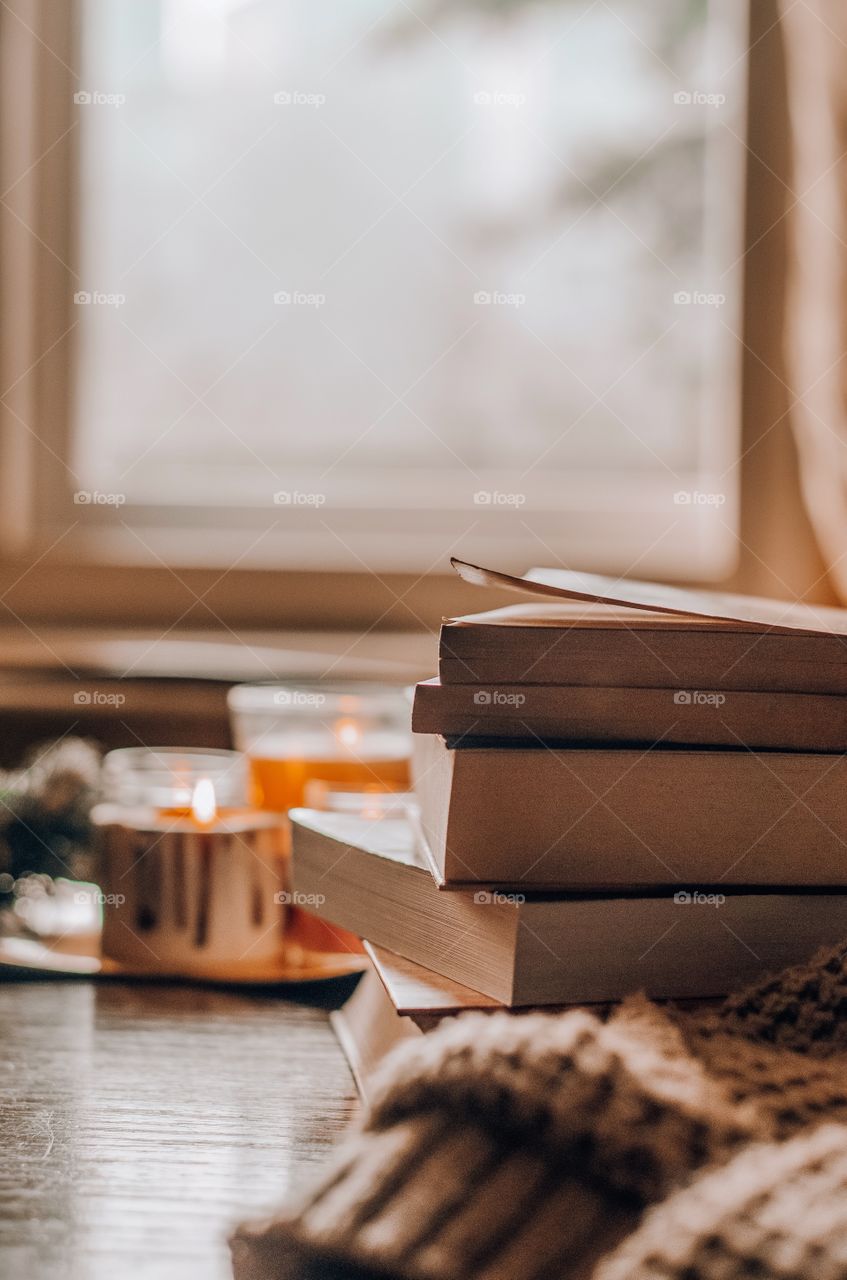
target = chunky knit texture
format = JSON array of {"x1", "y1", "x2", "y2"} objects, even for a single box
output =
[{"x1": 232, "y1": 940, "x2": 847, "y2": 1280}]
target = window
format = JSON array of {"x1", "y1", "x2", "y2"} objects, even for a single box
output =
[{"x1": 2, "y1": 0, "x2": 748, "y2": 584}]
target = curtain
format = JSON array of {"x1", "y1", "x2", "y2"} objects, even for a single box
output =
[{"x1": 781, "y1": 0, "x2": 847, "y2": 598}]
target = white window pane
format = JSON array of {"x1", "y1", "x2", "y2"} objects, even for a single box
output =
[{"x1": 71, "y1": 0, "x2": 746, "y2": 574}]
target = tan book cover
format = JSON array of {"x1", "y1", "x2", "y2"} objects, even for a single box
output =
[
  {"x1": 291, "y1": 808, "x2": 847, "y2": 1006},
  {"x1": 412, "y1": 733, "x2": 847, "y2": 889}
]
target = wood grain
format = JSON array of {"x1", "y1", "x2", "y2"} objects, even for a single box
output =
[{"x1": 0, "y1": 979, "x2": 359, "y2": 1280}]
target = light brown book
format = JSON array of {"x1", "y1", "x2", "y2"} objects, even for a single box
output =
[
  {"x1": 412, "y1": 732, "x2": 847, "y2": 888},
  {"x1": 412, "y1": 677, "x2": 847, "y2": 752},
  {"x1": 291, "y1": 807, "x2": 847, "y2": 1006}
]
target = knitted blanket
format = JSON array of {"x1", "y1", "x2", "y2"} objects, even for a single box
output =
[{"x1": 232, "y1": 942, "x2": 847, "y2": 1280}]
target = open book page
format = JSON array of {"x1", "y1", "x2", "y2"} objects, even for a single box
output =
[{"x1": 451, "y1": 559, "x2": 847, "y2": 636}]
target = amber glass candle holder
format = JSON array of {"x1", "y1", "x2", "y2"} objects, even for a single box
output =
[{"x1": 227, "y1": 683, "x2": 412, "y2": 814}]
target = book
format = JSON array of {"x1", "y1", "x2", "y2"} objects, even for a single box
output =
[
  {"x1": 412, "y1": 677, "x2": 847, "y2": 752},
  {"x1": 412, "y1": 732, "x2": 847, "y2": 888},
  {"x1": 330, "y1": 944, "x2": 500, "y2": 1100},
  {"x1": 330, "y1": 967, "x2": 422, "y2": 1101},
  {"x1": 450, "y1": 558, "x2": 847, "y2": 634},
  {"x1": 290, "y1": 807, "x2": 847, "y2": 1005},
  {"x1": 364, "y1": 941, "x2": 501, "y2": 1023},
  {"x1": 441, "y1": 560, "x2": 847, "y2": 689},
  {"x1": 438, "y1": 602, "x2": 847, "y2": 692},
  {"x1": 333, "y1": 945, "x2": 711, "y2": 1101}
]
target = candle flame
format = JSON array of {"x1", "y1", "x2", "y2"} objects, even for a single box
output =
[
  {"x1": 335, "y1": 718, "x2": 361, "y2": 749},
  {"x1": 191, "y1": 777, "x2": 217, "y2": 825}
]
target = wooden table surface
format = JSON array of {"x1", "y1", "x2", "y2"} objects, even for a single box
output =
[{"x1": 0, "y1": 978, "x2": 360, "y2": 1280}]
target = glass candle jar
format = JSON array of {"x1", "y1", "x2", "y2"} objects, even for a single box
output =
[
  {"x1": 227, "y1": 683, "x2": 412, "y2": 813},
  {"x1": 101, "y1": 746, "x2": 252, "y2": 813},
  {"x1": 93, "y1": 747, "x2": 288, "y2": 975}
]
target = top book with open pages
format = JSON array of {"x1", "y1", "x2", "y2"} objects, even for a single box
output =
[
  {"x1": 451, "y1": 560, "x2": 847, "y2": 635},
  {"x1": 440, "y1": 562, "x2": 847, "y2": 691}
]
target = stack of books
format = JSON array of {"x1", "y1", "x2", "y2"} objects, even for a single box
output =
[{"x1": 292, "y1": 560, "x2": 847, "y2": 1084}]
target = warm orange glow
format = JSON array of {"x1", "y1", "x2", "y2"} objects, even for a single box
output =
[
  {"x1": 334, "y1": 719, "x2": 362, "y2": 749},
  {"x1": 248, "y1": 754, "x2": 410, "y2": 812},
  {"x1": 191, "y1": 778, "x2": 217, "y2": 826}
]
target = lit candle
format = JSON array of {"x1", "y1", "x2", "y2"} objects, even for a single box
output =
[
  {"x1": 191, "y1": 777, "x2": 216, "y2": 825},
  {"x1": 92, "y1": 748, "x2": 288, "y2": 976}
]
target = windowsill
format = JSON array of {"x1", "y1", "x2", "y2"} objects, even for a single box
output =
[
  {"x1": 0, "y1": 626, "x2": 434, "y2": 761},
  {"x1": 0, "y1": 625, "x2": 435, "y2": 685}
]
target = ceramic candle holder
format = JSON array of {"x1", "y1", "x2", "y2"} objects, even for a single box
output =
[{"x1": 92, "y1": 748, "x2": 288, "y2": 977}]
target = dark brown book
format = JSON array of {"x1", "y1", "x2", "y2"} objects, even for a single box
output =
[
  {"x1": 412, "y1": 677, "x2": 847, "y2": 751},
  {"x1": 439, "y1": 602, "x2": 847, "y2": 692},
  {"x1": 412, "y1": 732, "x2": 847, "y2": 888}
]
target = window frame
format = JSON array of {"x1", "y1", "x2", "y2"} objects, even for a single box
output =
[{"x1": 0, "y1": 0, "x2": 753, "y2": 632}]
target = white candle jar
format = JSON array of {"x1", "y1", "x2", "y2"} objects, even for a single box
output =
[{"x1": 92, "y1": 748, "x2": 288, "y2": 976}]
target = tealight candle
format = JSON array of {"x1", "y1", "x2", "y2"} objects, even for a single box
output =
[{"x1": 92, "y1": 748, "x2": 287, "y2": 976}]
